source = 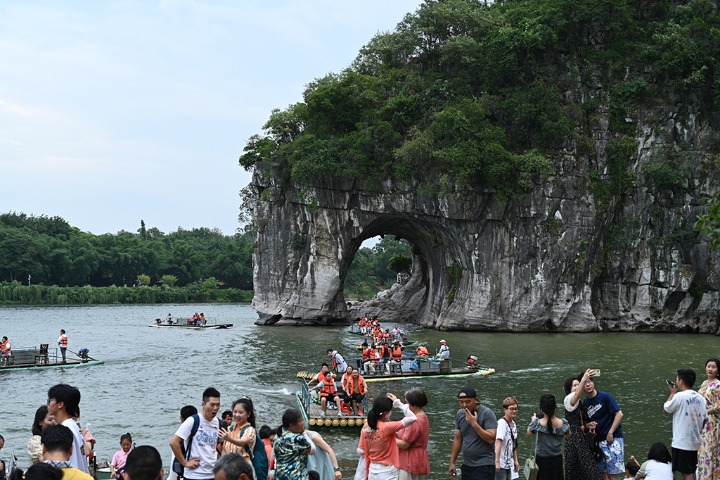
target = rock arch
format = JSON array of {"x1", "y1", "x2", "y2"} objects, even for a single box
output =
[{"x1": 248, "y1": 138, "x2": 720, "y2": 332}]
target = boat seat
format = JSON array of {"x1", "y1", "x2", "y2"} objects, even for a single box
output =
[{"x1": 37, "y1": 344, "x2": 49, "y2": 365}]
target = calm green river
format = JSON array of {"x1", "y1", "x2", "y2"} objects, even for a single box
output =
[{"x1": 0, "y1": 304, "x2": 715, "y2": 479}]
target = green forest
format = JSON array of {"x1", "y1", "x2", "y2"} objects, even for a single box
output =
[
  {"x1": 0, "y1": 213, "x2": 409, "y2": 304},
  {"x1": 240, "y1": 0, "x2": 720, "y2": 203},
  {"x1": 0, "y1": 213, "x2": 254, "y2": 304}
]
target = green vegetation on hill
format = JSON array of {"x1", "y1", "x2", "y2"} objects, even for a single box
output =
[
  {"x1": 240, "y1": 0, "x2": 720, "y2": 199},
  {"x1": 0, "y1": 213, "x2": 254, "y2": 304}
]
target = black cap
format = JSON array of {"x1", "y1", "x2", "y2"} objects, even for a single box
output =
[{"x1": 457, "y1": 387, "x2": 477, "y2": 398}]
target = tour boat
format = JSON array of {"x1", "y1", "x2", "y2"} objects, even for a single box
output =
[{"x1": 0, "y1": 346, "x2": 104, "y2": 371}]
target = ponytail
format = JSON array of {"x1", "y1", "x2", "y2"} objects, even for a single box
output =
[{"x1": 367, "y1": 396, "x2": 393, "y2": 430}]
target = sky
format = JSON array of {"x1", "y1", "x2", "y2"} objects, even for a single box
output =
[{"x1": 0, "y1": 0, "x2": 423, "y2": 236}]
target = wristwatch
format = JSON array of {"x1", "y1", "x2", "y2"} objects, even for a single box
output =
[{"x1": 334, "y1": 467, "x2": 341, "y2": 471}]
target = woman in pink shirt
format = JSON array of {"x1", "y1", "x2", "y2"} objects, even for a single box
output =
[
  {"x1": 359, "y1": 393, "x2": 417, "y2": 480},
  {"x1": 396, "y1": 389, "x2": 430, "y2": 480}
]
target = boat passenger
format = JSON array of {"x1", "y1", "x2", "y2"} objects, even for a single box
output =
[
  {"x1": 273, "y1": 408, "x2": 316, "y2": 480},
  {"x1": 309, "y1": 371, "x2": 343, "y2": 417},
  {"x1": 415, "y1": 345, "x2": 429, "y2": 357},
  {"x1": 346, "y1": 370, "x2": 368, "y2": 416},
  {"x1": 308, "y1": 364, "x2": 332, "y2": 386},
  {"x1": 167, "y1": 313, "x2": 173, "y2": 324},
  {"x1": 56, "y1": 330, "x2": 69, "y2": 364},
  {"x1": 327, "y1": 349, "x2": 348, "y2": 374},
  {"x1": 437, "y1": 340, "x2": 450, "y2": 360},
  {"x1": 359, "y1": 393, "x2": 417, "y2": 480},
  {"x1": 200, "y1": 313, "x2": 207, "y2": 325},
  {"x1": 389, "y1": 342, "x2": 404, "y2": 373},
  {"x1": 362, "y1": 346, "x2": 375, "y2": 375},
  {"x1": 1, "y1": 336, "x2": 11, "y2": 367}
]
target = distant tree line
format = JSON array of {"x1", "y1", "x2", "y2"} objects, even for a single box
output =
[
  {"x1": 344, "y1": 236, "x2": 412, "y2": 300},
  {"x1": 0, "y1": 213, "x2": 254, "y2": 291}
]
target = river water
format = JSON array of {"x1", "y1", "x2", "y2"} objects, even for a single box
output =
[{"x1": 0, "y1": 304, "x2": 715, "y2": 479}]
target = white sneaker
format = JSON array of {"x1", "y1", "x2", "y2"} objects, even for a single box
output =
[
  {"x1": 337, "y1": 412, "x2": 342, "y2": 417},
  {"x1": 321, "y1": 412, "x2": 326, "y2": 418}
]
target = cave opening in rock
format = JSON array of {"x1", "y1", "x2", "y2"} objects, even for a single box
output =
[
  {"x1": 337, "y1": 215, "x2": 450, "y2": 325},
  {"x1": 342, "y1": 235, "x2": 412, "y2": 301}
]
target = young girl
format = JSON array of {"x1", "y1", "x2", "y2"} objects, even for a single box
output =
[
  {"x1": 635, "y1": 442, "x2": 673, "y2": 480},
  {"x1": 220, "y1": 397, "x2": 257, "y2": 460},
  {"x1": 110, "y1": 433, "x2": 133, "y2": 480}
]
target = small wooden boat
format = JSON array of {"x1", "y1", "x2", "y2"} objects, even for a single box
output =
[
  {"x1": 0, "y1": 346, "x2": 104, "y2": 372},
  {"x1": 148, "y1": 321, "x2": 233, "y2": 329},
  {"x1": 296, "y1": 380, "x2": 368, "y2": 428}
]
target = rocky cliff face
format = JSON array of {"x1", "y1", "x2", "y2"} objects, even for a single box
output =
[{"x1": 248, "y1": 105, "x2": 720, "y2": 333}]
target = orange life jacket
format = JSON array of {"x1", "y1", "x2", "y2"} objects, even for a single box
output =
[
  {"x1": 346, "y1": 375, "x2": 367, "y2": 395},
  {"x1": 391, "y1": 346, "x2": 403, "y2": 361},
  {"x1": 60, "y1": 335, "x2": 68, "y2": 347},
  {"x1": 320, "y1": 380, "x2": 336, "y2": 395},
  {"x1": 415, "y1": 345, "x2": 429, "y2": 356},
  {"x1": 362, "y1": 347, "x2": 372, "y2": 360}
]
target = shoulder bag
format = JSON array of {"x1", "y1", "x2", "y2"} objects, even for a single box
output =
[{"x1": 523, "y1": 425, "x2": 539, "y2": 480}]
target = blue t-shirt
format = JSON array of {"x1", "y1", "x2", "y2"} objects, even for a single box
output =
[{"x1": 584, "y1": 390, "x2": 623, "y2": 438}]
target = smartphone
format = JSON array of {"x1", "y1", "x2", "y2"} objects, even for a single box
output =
[
  {"x1": 592, "y1": 369, "x2": 601, "y2": 377},
  {"x1": 666, "y1": 379, "x2": 676, "y2": 387}
]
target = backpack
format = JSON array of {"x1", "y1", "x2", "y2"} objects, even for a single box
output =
[
  {"x1": 240, "y1": 425, "x2": 268, "y2": 480},
  {"x1": 172, "y1": 414, "x2": 200, "y2": 478}
]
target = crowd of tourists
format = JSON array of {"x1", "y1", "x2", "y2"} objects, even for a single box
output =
[{"x1": 2, "y1": 357, "x2": 719, "y2": 480}]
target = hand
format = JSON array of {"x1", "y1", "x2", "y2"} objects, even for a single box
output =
[
  {"x1": 218, "y1": 427, "x2": 230, "y2": 441},
  {"x1": 334, "y1": 470, "x2": 342, "y2": 480},
  {"x1": 531, "y1": 413, "x2": 537, "y2": 422},
  {"x1": 464, "y1": 407, "x2": 478, "y2": 425},
  {"x1": 495, "y1": 460, "x2": 500, "y2": 472},
  {"x1": 588, "y1": 421, "x2": 597, "y2": 434},
  {"x1": 386, "y1": 393, "x2": 398, "y2": 402},
  {"x1": 185, "y1": 457, "x2": 200, "y2": 469},
  {"x1": 448, "y1": 463, "x2": 456, "y2": 476},
  {"x1": 514, "y1": 460, "x2": 520, "y2": 473},
  {"x1": 606, "y1": 432, "x2": 614, "y2": 444}
]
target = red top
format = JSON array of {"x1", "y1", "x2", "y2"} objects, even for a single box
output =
[{"x1": 397, "y1": 413, "x2": 430, "y2": 474}]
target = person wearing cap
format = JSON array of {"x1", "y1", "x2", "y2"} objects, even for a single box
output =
[
  {"x1": 438, "y1": 340, "x2": 450, "y2": 360},
  {"x1": 449, "y1": 387, "x2": 498, "y2": 480}
]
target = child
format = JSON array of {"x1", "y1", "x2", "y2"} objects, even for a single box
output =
[
  {"x1": 625, "y1": 459, "x2": 640, "y2": 479},
  {"x1": 110, "y1": 433, "x2": 133, "y2": 480},
  {"x1": 635, "y1": 442, "x2": 673, "y2": 480}
]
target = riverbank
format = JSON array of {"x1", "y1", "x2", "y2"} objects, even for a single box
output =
[{"x1": 0, "y1": 282, "x2": 252, "y2": 305}]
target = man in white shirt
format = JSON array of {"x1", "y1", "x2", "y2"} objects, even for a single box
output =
[
  {"x1": 46, "y1": 383, "x2": 88, "y2": 473},
  {"x1": 663, "y1": 368, "x2": 708, "y2": 480},
  {"x1": 170, "y1": 387, "x2": 221, "y2": 480}
]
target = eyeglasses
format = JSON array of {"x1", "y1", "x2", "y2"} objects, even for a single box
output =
[{"x1": 504, "y1": 406, "x2": 519, "y2": 411}]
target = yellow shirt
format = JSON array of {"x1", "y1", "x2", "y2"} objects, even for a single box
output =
[{"x1": 62, "y1": 467, "x2": 94, "y2": 480}]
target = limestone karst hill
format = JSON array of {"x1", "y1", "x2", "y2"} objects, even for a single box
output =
[{"x1": 240, "y1": 0, "x2": 720, "y2": 332}]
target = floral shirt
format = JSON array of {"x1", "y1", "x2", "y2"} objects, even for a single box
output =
[{"x1": 273, "y1": 429, "x2": 311, "y2": 480}]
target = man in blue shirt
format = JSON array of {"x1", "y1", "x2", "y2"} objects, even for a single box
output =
[{"x1": 584, "y1": 377, "x2": 624, "y2": 480}]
